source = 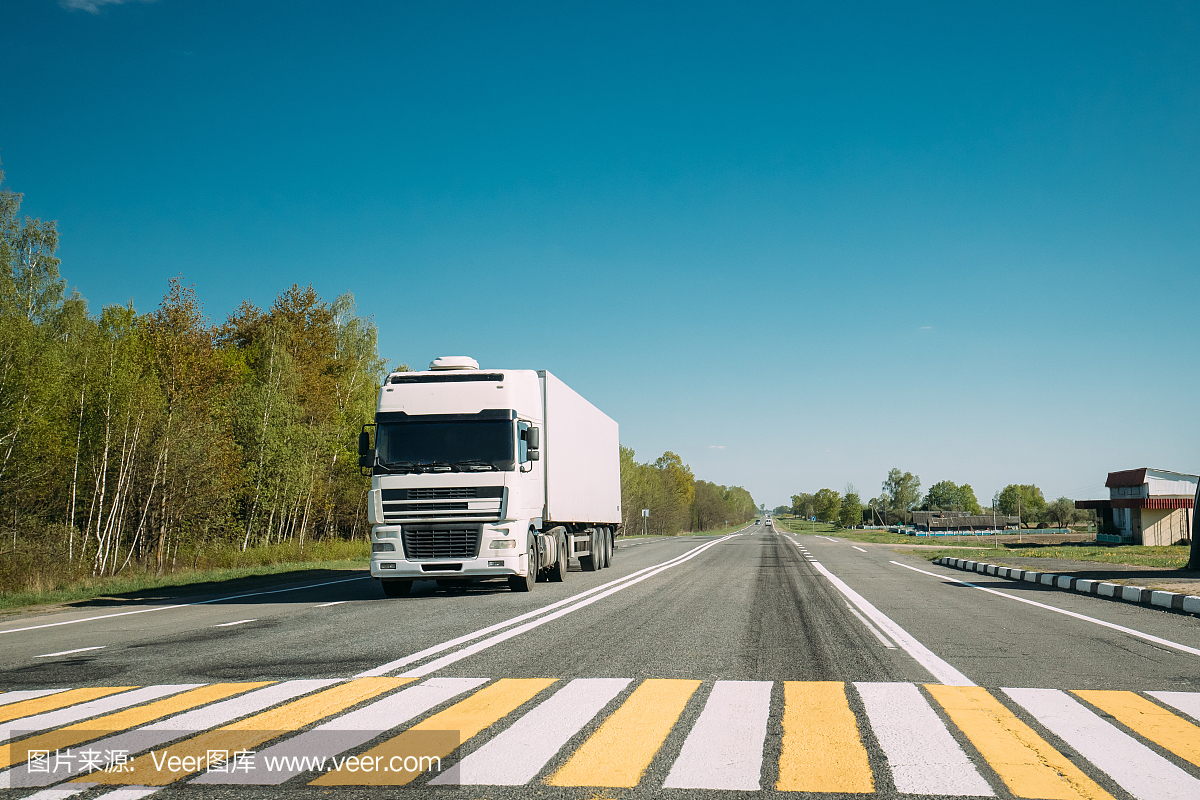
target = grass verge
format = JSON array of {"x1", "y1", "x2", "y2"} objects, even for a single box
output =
[
  {"x1": 0, "y1": 540, "x2": 370, "y2": 613},
  {"x1": 908, "y1": 544, "x2": 1190, "y2": 570}
]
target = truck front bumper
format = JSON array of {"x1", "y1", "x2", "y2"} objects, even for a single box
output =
[{"x1": 369, "y1": 522, "x2": 529, "y2": 580}]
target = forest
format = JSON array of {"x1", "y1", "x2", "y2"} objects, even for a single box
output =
[{"x1": 0, "y1": 172, "x2": 754, "y2": 596}]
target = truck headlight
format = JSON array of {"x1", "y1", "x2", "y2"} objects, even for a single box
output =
[
  {"x1": 372, "y1": 542, "x2": 396, "y2": 552},
  {"x1": 489, "y1": 539, "x2": 517, "y2": 550}
]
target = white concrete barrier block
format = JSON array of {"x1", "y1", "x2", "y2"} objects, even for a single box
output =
[
  {"x1": 1151, "y1": 591, "x2": 1177, "y2": 609},
  {"x1": 1057, "y1": 576, "x2": 1073, "y2": 589},
  {"x1": 975, "y1": 563, "x2": 986, "y2": 573},
  {"x1": 1040, "y1": 574, "x2": 1056, "y2": 585},
  {"x1": 1183, "y1": 596, "x2": 1200, "y2": 615},
  {"x1": 965, "y1": 561, "x2": 976, "y2": 570},
  {"x1": 1076, "y1": 579, "x2": 1095, "y2": 593},
  {"x1": 1024, "y1": 572, "x2": 1040, "y2": 582},
  {"x1": 1120, "y1": 585, "x2": 1146, "y2": 602},
  {"x1": 1098, "y1": 583, "x2": 1117, "y2": 597},
  {"x1": 986, "y1": 564, "x2": 998, "y2": 575}
]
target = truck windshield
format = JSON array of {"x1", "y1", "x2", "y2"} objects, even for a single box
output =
[{"x1": 375, "y1": 419, "x2": 515, "y2": 472}]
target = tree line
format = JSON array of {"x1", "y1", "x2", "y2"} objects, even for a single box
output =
[
  {"x1": 1, "y1": 171, "x2": 386, "y2": 587},
  {"x1": 783, "y1": 468, "x2": 1091, "y2": 529},
  {"x1": 620, "y1": 448, "x2": 757, "y2": 535}
]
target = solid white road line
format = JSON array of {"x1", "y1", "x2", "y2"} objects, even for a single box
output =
[
  {"x1": 432, "y1": 678, "x2": 630, "y2": 785},
  {"x1": 34, "y1": 647, "x2": 106, "y2": 658},
  {"x1": 855, "y1": 682, "x2": 993, "y2": 796},
  {"x1": 212, "y1": 619, "x2": 256, "y2": 627},
  {"x1": 817, "y1": 536, "x2": 837, "y2": 541},
  {"x1": 1148, "y1": 691, "x2": 1200, "y2": 723},
  {"x1": 1006, "y1": 687, "x2": 1200, "y2": 800},
  {"x1": 2, "y1": 680, "x2": 340, "y2": 789},
  {"x1": 895, "y1": 561, "x2": 1200, "y2": 658},
  {"x1": 388, "y1": 535, "x2": 742, "y2": 678},
  {"x1": 663, "y1": 681, "x2": 772, "y2": 790},
  {"x1": 0, "y1": 690, "x2": 69, "y2": 706},
  {"x1": 0, "y1": 685, "x2": 198, "y2": 743},
  {"x1": 852, "y1": 546, "x2": 867, "y2": 553},
  {"x1": 844, "y1": 602, "x2": 896, "y2": 648},
  {"x1": 0, "y1": 576, "x2": 369, "y2": 636},
  {"x1": 314, "y1": 601, "x2": 346, "y2": 607},
  {"x1": 358, "y1": 533, "x2": 744, "y2": 678},
  {"x1": 813, "y1": 562, "x2": 973, "y2": 685},
  {"x1": 196, "y1": 677, "x2": 488, "y2": 785}
]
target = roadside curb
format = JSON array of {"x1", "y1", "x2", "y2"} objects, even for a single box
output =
[{"x1": 934, "y1": 557, "x2": 1200, "y2": 617}]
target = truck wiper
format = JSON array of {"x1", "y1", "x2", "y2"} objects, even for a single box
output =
[
  {"x1": 418, "y1": 461, "x2": 455, "y2": 472},
  {"x1": 453, "y1": 459, "x2": 498, "y2": 471},
  {"x1": 381, "y1": 460, "x2": 419, "y2": 474}
]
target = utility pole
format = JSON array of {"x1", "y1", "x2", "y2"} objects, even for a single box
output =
[
  {"x1": 1187, "y1": 479, "x2": 1200, "y2": 570},
  {"x1": 1018, "y1": 495, "x2": 1022, "y2": 545}
]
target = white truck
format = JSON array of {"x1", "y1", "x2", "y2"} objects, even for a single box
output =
[{"x1": 358, "y1": 356, "x2": 622, "y2": 597}]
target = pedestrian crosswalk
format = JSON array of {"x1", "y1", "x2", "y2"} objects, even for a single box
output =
[{"x1": 2, "y1": 678, "x2": 1200, "y2": 797}]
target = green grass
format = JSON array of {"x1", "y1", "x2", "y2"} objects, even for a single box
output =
[
  {"x1": 0, "y1": 540, "x2": 370, "y2": 613},
  {"x1": 910, "y1": 544, "x2": 1190, "y2": 570},
  {"x1": 775, "y1": 518, "x2": 918, "y2": 544}
]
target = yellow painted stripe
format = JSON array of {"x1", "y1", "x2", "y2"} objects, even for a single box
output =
[
  {"x1": 311, "y1": 677, "x2": 556, "y2": 786},
  {"x1": 547, "y1": 678, "x2": 700, "y2": 788},
  {"x1": 777, "y1": 681, "x2": 873, "y2": 793},
  {"x1": 2, "y1": 683, "x2": 270, "y2": 770},
  {"x1": 83, "y1": 677, "x2": 409, "y2": 786},
  {"x1": 927, "y1": 685, "x2": 1114, "y2": 800},
  {"x1": 0, "y1": 687, "x2": 136, "y2": 725},
  {"x1": 1074, "y1": 690, "x2": 1200, "y2": 769}
]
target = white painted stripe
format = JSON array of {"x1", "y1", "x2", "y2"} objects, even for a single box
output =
[
  {"x1": 0, "y1": 576, "x2": 369, "y2": 636},
  {"x1": 1006, "y1": 688, "x2": 1200, "y2": 800},
  {"x1": 92, "y1": 787, "x2": 160, "y2": 800},
  {"x1": 396, "y1": 536, "x2": 740, "y2": 678},
  {"x1": 35, "y1": 646, "x2": 106, "y2": 658},
  {"x1": 0, "y1": 689, "x2": 69, "y2": 707},
  {"x1": 1, "y1": 680, "x2": 339, "y2": 789},
  {"x1": 1148, "y1": 691, "x2": 1200, "y2": 723},
  {"x1": 194, "y1": 678, "x2": 486, "y2": 785},
  {"x1": 213, "y1": 619, "x2": 256, "y2": 627},
  {"x1": 314, "y1": 601, "x2": 346, "y2": 607},
  {"x1": 818, "y1": 536, "x2": 837, "y2": 541},
  {"x1": 358, "y1": 535, "x2": 740, "y2": 677},
  {"x1": 815, "y1": 561, "x2": 975, "y2": 684},
  {"x1": 895, "y1": 561, "x2": 1200, "y2": 658},
  {"x1": 852, "y1": 545, "x2": 867, "y2": 552},
  {"x1": 0, "y1": 685, "x2": 198, "y2": 742},
  {"x1": 432, "y1": 678, "x2": 629, "y2": 785},
  {"x1": 855, "y1": 682, "x2": 993, "y2": 796},
  {"x1": 663, "y1": 681, "x2": 771, "y2": 790},
  {"x1": 845, "y1": 603, "x2": 896, "y2": 648}
]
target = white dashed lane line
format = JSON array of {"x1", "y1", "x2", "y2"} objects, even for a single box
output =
[
  {"x1": 212, "y1": 619, "x2": 256, "y2": 628},
  {"x1": 34, "y1": 646, "x2": 106, "y2": 658},
  {"x1": 852, "y1": 546, "x2": 867, "y2": 553}
]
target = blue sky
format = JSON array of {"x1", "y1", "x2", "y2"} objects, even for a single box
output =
[{"x1": 3, "y1": 0, "x2": 1198, "y2": 508}]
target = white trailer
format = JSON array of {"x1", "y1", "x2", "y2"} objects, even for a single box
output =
[{"x1": 359, "y1": 356, "x2": 621, "y2": 596}]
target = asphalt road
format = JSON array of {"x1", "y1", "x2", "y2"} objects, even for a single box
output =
[{"x1": 3, "y1": 524, "x2": 1200, "y2": 799}]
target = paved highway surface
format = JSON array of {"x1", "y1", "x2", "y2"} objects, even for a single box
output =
[{"x1": 3, "y1": 523, "x2": 1200, "y2": 799}]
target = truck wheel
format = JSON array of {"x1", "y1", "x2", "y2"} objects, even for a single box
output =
[
  {"x1": 381, "y1": 579, "x2": 412, "y2": 597},
  {"x1": 509, "y1": 539, "x2": 536, "y2": 592},
  {"x1": 548, "y1": 544, "x2": 567, "y2": 582},
  {"x1": 604, "y1": 528, "x2": 614, "y2": 566},
  {"x1": 579, "y1": 529, "x2": 600, "y2": 571}
]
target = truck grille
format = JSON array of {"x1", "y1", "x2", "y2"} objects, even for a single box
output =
[
  {"x1": 381, "y1": 487, "x2": 505, "y2": 523},
  {"x1": 402, "y1": 525, "x2": 482, "y2": 560}
]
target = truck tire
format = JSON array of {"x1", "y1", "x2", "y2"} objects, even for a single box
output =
[
  {"x1": 596, "y1": 527, "x2": 608, "y2": 568},
  {"x1": 604, "y1": 527, "x2": 613, "y2": 567},
  {"x1": 509, "y1": 539, "x2": 537, "y2": 592},
  {"x1": 579, "y1": 529, "x2": 599, "y2": 572},
  {"x1": 381, "y1": 579, "x2": 412, "y2": 597},
  {"x1": 548, "y1": 543, "x2": 567, "y2": 582}
]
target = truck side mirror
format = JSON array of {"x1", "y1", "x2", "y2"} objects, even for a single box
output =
[
  {"x1": 527, "y1": 427, "x2": 540, "y2": 449},
  {"x1": 358, "y1": 430, "x2": 370, "y2": 456},
  {"x1": 358, "y1": 449, "x2": 376, "y2": 468},
  {"x1": 528, "y1": 449, "x2": 540, "y2": 461}
]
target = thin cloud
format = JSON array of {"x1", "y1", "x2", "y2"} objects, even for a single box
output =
[
  {"x1": 61, "y1": 0, "x2": 157, "y2": 14},
  {"x1": 919, "y1": 325, "x2": 933, "y2": 330},
  {"x1": 707, "y1": 445, "x2": 726, "y2": 450}
]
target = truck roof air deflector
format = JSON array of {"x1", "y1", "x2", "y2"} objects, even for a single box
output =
[{"x1": 429, "y1": 356, "x2": 479, "y2": 371}]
